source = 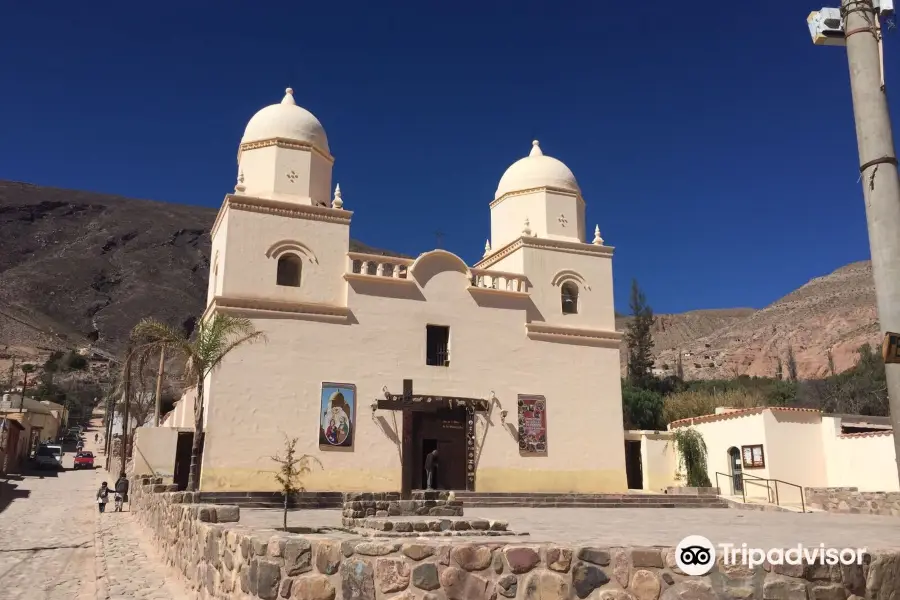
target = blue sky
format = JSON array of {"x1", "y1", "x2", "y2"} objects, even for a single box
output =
[{"x1": 1, "y1": 1, "x2": 894, "y2": 314}]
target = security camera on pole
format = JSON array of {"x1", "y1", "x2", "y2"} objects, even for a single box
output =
[{"x1": 808, "y1": 0, "x2": 900, "y2": 485}]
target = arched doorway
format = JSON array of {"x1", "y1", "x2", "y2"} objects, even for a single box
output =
[{"x1": 727, "y1": 447, "x2": 743, "y2": 494}]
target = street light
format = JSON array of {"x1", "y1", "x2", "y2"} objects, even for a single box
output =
[{"x1": 807, "y1": 0, "x2": 900, "y2": 487}]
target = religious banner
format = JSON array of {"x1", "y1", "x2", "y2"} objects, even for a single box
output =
[
  {"x1": 517, "y1": 395, "x2": 547, "y2": 453},
  {"x1": 319, "y1": 383, "x2": 355, "y2": 449}
]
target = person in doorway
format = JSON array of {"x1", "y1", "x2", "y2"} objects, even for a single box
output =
[
  {"x1": 425, "y1": 448, "x2": 439, "y2": 490},
  {"x1": 114, "y1": 474, "x2": 129, "y2": 511},
  {"x1": 94, "y1": 434, "x2": 98, "y2": 443},
  {"x1": 97, "y1": 482, "x2": 110, "y2": 513}
]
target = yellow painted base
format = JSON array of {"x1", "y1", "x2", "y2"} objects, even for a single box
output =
[
  {"x1": 200, "y1": 466, "x2": 627, "y2": 494},
  {"x1": 200, "y1": 468, "x2": 400, "y2": 493}
]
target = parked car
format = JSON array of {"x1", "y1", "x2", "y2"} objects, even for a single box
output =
[
  {"x1": 34, "y1": 445, "x2": 63, "y2": 470},
  {"x1": 74, "y1": 452, "x2": 94, "y2": 469}
]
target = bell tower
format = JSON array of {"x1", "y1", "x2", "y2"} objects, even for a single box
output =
[{"x1": 235, "y1": 88, "x2": 333, "y2": 207}]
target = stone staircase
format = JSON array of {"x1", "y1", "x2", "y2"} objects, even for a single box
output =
[{"x1": 451, "y1": 491, "x2": 729, "y2": 508}]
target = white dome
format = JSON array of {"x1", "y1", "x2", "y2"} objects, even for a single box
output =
[
  {"x1": 494, "y1": 141, "x2": 579, "y2": 200},
  {"x1": 240, "y1": 88, "x2": 329, "y2": 153}
]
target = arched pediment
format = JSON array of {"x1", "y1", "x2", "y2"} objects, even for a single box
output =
[
  {"x1": 409, "y1": 250, "x2": 470, "y2": 287},
  {"x1": 551, "y1": 269, "x2": 588, "y2": 289},
  {"x1": 265, "y1": 239, "x2": 318, "y2": 263}
]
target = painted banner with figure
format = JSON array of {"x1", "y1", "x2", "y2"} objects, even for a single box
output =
[
  {"x1": 319, "y1": 383, "x2": 355, "y2": 449},
  {"x1": 517, "y1": 395, "x2": 547, "y2": 453}
]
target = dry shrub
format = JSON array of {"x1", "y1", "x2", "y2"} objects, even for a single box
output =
[{"x1": 663, "y1": 388, "x2": 768, "y2": 424}]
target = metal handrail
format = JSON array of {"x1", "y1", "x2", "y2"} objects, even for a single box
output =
[{"x1": 713, "y1": 471, "x2": 806, "y2": 512}]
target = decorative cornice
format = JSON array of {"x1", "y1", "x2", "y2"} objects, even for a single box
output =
[
  {"x1": 476, "y1": 236, "x2": 614, "y2": 269},
  {"x1": 343, "y1": 273, "x2": 417, "y2": 286},
  {"x1": 489, "y1": 186, "x2": 584, "y2": 210},
  {"x1": 468, "y1": 286, "x2": 530, "y2": 299},
  {"x1": 211, "y1": 194, "x2": 352, "y2": 238},
  {"x1": 238, "y1": 137, "x2": 334, "y2": 163},
  {"x1": 525, "y1": 322, "x2": 622, "y2": 347},
  {"x1": 203, "y1": 295, "x2": 351, "y2": 323}
]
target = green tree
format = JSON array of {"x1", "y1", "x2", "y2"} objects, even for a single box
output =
[
  {"x1": 775, "y1": 357, "x2": 783, "y2": 381},
  {"x1": 625, "y1": 280, "x2": 656, "y2": 387},
  {"x1": 671, "y1": 428, "x2": 712, "y2": 487},
  {"x1": 798, "y1": 344, "x2": 888, "y2": 416},
  {"x1": 271, "y1": 436, "x2": 322, "y2": 531},
  {"x1": 786, "y1": 345, "x2": 798, "y2": 382},
  {"x1": 622, "y1": 385, "x2": 664, "y2": 430},
  {"x1": 826, "y1": 349, "x2": 836, "y2": 377},
  {"x1": 675, "y1": 352, "x2": 685, "y2": 381},
  {"x1": 130, "y1": 314, "x2": 266, "y2": 491}
]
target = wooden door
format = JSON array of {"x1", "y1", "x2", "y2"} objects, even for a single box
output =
[{"x1": 625, "y1": 440, "x2": 644, "y2": 489}]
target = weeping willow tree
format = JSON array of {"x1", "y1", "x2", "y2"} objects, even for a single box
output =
[{"x1": 672, "y1": 428, "x2": 712, "y2": 487}]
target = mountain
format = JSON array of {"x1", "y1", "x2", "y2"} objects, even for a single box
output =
[
  {"x1": 618, "y1": 262, "x2": 880, "y2": 380},
  {"x1": 0, "y1": 180, "x2": 398, "y2": 369},
  {"x1": 1, "y1": 180, "x2": 880, "y2": 382}
]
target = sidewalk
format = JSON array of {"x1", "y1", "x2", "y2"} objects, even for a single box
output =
[{"x1": 89, "y1": 414, "x2": 189, "y2": 600}]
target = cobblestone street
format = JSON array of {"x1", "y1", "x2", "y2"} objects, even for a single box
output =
[{"x1": 0, "y1": 422, "x2": 186, "y2": 600}]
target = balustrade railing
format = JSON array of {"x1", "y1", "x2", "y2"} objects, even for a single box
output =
[
  {"x1": 347, "y1": 252, "x2": 414, "y2": 280},
  {"x1": 468, "y1": 268, "x2": 529, "y2": 293},
  {"x1": 346, "y1": 254, "x2": 529, "y2": 293}
]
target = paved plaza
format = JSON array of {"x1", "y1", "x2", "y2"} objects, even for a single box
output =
[
  {"x1": 0, "y1": 422, "x2": 186, "y2": 600},
  {"x1": 2, "y1": 420, "x2": 898, "y2": 599},
  {"x1": 240, "y1": 505, "x2": 900, "y2": 550}
]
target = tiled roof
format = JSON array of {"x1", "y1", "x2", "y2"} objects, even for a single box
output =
[
  {"x1": 838, "y1": 430, "x2": 893, "y2": 439},
  {"x1": 669, "y1": 406, "x2": 820, "y2": 428}
]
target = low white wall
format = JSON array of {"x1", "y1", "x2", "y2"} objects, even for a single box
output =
[
  {"x1": 821, "y1": 417, "x2": 898, "y2": 492},
  {"x1": 133, "y1": 427, "x2": 181, "y2": 479}
]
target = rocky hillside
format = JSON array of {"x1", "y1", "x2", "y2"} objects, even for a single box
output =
[
  {"x1": 622, "y1": 262, "x2": 879, "y2": 380},
  {"x1": 0, "y1": 180, "x2": 397, "y2": 372}
]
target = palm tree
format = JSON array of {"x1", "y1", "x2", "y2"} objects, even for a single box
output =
[
  {"x1": 19, "y1": 364, "x2": 36, "y2": 411},
  {"x1": 130, "y1": 314, "x2": 265, "y2": 491}
]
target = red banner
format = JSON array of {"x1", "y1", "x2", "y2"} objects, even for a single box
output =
[{"x1": 517, "y1": 395, "x2": 547, "y2": 453}]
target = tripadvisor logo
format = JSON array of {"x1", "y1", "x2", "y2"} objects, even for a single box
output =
[
  {"x1": 675, "y1": 536, "x2": 868, "y2": 576},
  {"x1": 675, "y1": 535, "x2": 716, "y2": 576}
]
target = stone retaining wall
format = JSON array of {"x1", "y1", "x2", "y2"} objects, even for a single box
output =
[
  {"x1": 805, "y1": 487, "x2": 900, "y2": 516},
  {"x1": 131, "y1": 476, "x2": 900, "y2": 600},
  {"x1": 342, "y1": 492, "x2": 464, "y2": 521}
]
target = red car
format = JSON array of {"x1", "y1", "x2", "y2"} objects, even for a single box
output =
[{"x1": 74, "y1": 451, "x2": 94, "y2": 469}]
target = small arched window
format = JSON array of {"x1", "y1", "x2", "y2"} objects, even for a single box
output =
[
  {"x1": 276, "y1": 254, "x2": 302, "y2": 287},
  {"x1": 561, "y1": 282, "x2": 579, "y2": 314}
]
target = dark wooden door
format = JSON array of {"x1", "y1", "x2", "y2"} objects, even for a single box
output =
[
  {"x1": 625, "y1": 440, "x2": 643, "y2": 489},
  {"x1": 413, "y1": 409, "x2": 466, "y2": 490},
  {"x1": 173, "y1": 432, "x2": 193, "y2": 491}
]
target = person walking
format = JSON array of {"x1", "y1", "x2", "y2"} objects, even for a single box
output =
[
  {"x1": 114, "y1": 473, "x2": 129, "y2": 512},
  {"x1": 96, "y1": 482, "x2": 110, "y2": 513},
  {"x1": 424, "y1": 448, "x2": 439, "y2": 490}
]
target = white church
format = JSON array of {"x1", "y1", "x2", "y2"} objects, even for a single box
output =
[{"x1": 161, "y1": 88, "x2": 627, "y2": 495}]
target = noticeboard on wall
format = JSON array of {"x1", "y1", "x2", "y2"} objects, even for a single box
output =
[
  {"x1": 517, "y1": 395, "x2": 547, "y2": 454},
  {"x1": 741, "y1": 444, "x2": 765, "y2": 468}
]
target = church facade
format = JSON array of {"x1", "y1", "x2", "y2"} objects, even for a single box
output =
[{"x1": 189, "y1": 88, "x2": 627, "y2": 494}]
